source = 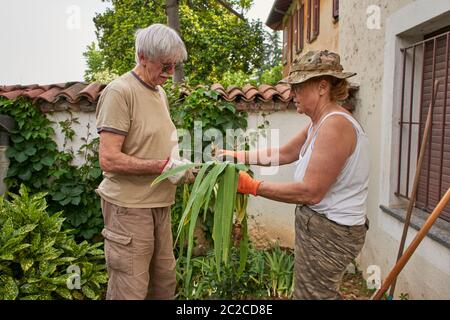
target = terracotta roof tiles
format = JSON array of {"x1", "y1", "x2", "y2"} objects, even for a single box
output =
[
  {"x1": 0, "y1": 81, "x2": 359, "y2": 112},
  {"x1": 0, "y1": 81, "x2": 296, "y2": 105}
]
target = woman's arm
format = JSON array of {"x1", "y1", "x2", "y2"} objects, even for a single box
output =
[
  {"x1": 217, "y1": 125, "x2": 310, "y2": 166},
  {"x1": 255, "y1": 116, "x2": 357, "y2": 204}
]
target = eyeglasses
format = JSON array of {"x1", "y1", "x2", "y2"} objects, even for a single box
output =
[{"x1": 150, "y1": 60, "x2": 176, "y2": 72}]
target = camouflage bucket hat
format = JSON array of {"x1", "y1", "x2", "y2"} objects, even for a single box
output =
[{"x1": 280, "y1": 50, "x2": 356, "y2": 85}]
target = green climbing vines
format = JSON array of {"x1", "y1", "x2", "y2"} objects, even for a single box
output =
[
  {"x1": 0, "y1": 84, "x2": 259, "y2": 243},
  {"x1": 0, "y1": 97, "x2": 103, "y2": 241}
]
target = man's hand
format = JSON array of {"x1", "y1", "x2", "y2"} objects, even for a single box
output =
[
  {"x1": 237, "y1": 171, "x2": 261, "y2": 196},
  {"x1": 161, "y1": 157, "x2": 196, "y2": 185}
]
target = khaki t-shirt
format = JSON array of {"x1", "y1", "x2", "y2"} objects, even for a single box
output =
[{"x1": 95, "y1": 71, "x2": 177, "y2": 208}]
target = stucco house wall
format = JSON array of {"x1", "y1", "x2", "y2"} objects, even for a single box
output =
[{"x1": 339, "y1": 0, "x2": 450, "y2": 299}]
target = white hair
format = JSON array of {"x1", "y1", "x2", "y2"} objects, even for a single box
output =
[{"x1": 135, "y1": 24, "x2": 187, "y2": 64}]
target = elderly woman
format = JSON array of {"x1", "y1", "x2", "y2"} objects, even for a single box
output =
[
  {"x1": 96, "y1": 24, "x2": 193, "y2": 300},
  {"x1": 219, "y1": 50, "x2": 369, "y2": 300}
]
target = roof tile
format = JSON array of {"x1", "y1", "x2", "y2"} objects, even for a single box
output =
[
  {"x1": 0, "y1": 89, "x2": 25, "y2": 100},
  {"x1": 0, "y1": 81, "x2": 359, "y2": 111}
]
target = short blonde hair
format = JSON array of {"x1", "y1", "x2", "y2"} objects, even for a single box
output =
[
  {"x1": 135, "y1": 24, "x2": 187, "y2": 64},
  {"x1": 312, "y1": 76, "x2": 350, "y2": 101}
]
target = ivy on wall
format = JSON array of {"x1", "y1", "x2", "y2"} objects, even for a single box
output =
[
  {"x1": 0, "y1": 97, "x2": 103, "y2": 241},
  {"x1": 0, "y1": 85, "x2": 258, "y2": 242}
]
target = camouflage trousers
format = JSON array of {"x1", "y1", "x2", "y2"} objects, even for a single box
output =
[{"x1": 294, "y1": 205, "x2": 368, "y2": 300}]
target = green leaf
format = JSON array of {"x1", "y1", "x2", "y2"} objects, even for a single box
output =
[
  {"x1": 41, "y1": 155, "x2": 55, "y2": 166},
  {"x1": 59, "y1": 197, "x2": 73, "y2": 206},
  {"x1": 25, "y1": 147, "x2": 37, "y2": 156},
  {"x1": 52, "y1": 192, "x2": 66, "y2": 202},
  {"x1": 225, "y1": 104, "x2": 236, "y2": 113},
  {"x1": 20, "y1": 295, "x2": 41, "y2": 300},
  {"x1": 18, "y1": 169, "x2": 32, "y2": 181},
  {"x1": 56, "y1": 288, "x2": 73, "y2": 300},
  {"x1": 1, "y1": 218, "x2": 14, "y2": 237},
  {"x1": 11, "y1": 135, "x2": 24, "y2": 144},
  {"x1": 0, "y1": 253, "x2": 14, "y2": 260},
  {"x1": 151, "y1": 162, "x2": 200, "y2": 186},
  {"x1": 20, "y1": 284, "x2": 38, "y2": 294},
  {"x1": 13, "y1": 224, "x2": 37, "y2": 237},
  {"x1": 71, "y1": 196, "x2": 81, "y2": 205},
  {"x1": 5, "y1": 147, "x2": 17, "y2": 158},
  {"x1": 81, "y1": 285, "x2": 97, "y2": 300},
  {"x1": 23, "y1": 130, "x2": 32, "y2": 140},
  {"x1": 20, "y1": 258, "x2": 34, "y2": 272},
  {"x1": 32, "y1": 162, "x2": 43, "y2": 171},
  {"x1": 15, "y1": 152, "x2": 28, "y2": 163},
  {"x1": 88, "y1": 168, "x2": 102, "y2": 179},
  {"x1": 0, "y1": 275, "x2": 19, "y2": 300},
  {"x1": 30, "y1": 233, "x2": 41, "y2": 253}
]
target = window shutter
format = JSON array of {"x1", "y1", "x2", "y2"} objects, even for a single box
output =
[
  {"x1": 333, "y1": 0, "x2": 339, "y2": 20},
  {"x1": 298, "y1": 5, "x2": 305, "y2": 52},
  {"x1": 288, "y1": 15, "x2": 293, "y2": 63},
  {"x1": 313, "y1": 0, "x2": 320, "y2": 38},
  {"x1": 416, "y1": 31, "x2": 450, "y2": 222},
  {"x1": 294, "y1": 9, "x2": 299, "y2": 54},
  {"x1": 283, "y1": 24, "x2": 288, "y2": 65},
  {"x1": 307, "y1": 0, "x2": 311, "y2": 42}
]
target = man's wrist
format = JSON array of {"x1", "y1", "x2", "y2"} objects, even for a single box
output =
[{"x1": 159, "y1": 157, "x2": 170, "y2": 173}]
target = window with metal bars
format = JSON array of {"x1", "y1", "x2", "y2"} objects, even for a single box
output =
[{"x1": 396, "y1": 28, "x2": 450, "y2": 222}]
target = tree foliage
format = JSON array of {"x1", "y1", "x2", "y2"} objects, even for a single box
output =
[{"x1": 84, "y1": 0, "x2": 270, "y2": 84}]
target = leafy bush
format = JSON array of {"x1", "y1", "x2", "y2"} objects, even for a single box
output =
[
  {"x1": 0, "y1": 97, "x2": 104, "y2": 241},
  {"x1": 85, "y1": 0, "x2": 267, "y2": 85},
  {"x1": 218, "y1": 63, "x2": 283, "y2": 88},
  {"x1": 258, "y1": 63, "x2": 283, "y2": 86},
  {"x1": 0, "y1": 185, "x2": 107, "y2": 300}
]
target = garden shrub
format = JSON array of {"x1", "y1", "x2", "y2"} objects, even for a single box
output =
[{"x1": 0, "y1": 185, "x2": 107, "y2": 300}]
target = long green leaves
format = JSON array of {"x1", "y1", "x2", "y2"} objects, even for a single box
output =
[
  {"x1": 152, "y1": 163, "x2": 200, "y2": 186},
  {"x1": 153, "y1": 161, "x2": 249, "y2": 282}
]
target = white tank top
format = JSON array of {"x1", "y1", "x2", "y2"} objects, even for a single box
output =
[{"x1": 294, "y1": 112, "x2": 369, "y2": 226}]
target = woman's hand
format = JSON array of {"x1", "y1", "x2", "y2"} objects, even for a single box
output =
[{"x1": 215, "y1": 149, "x2": 246, "y2": 163}]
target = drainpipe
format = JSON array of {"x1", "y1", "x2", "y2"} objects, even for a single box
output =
[{"x1": 0, "y1": 115, "x2": 16, "y2": 196}]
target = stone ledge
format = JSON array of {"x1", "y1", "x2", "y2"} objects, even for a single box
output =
[{"x1": 380, "y1": 205, "x2": 450, "y2": 249}]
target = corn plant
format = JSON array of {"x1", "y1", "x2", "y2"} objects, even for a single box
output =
[{"x1": 153, "y1": 161, "x2": 249, "y2": 284}]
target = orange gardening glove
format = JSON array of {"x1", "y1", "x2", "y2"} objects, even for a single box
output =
[{"x1": 237, "y1": 171, "x2": 261, "y2": 196}]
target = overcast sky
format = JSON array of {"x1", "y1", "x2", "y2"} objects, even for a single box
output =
[
  {"x1": 0, "y1": 0, "x2": 276, "y2": 85},
  {"x1": 247, "y1": 0, "x2": 275, "y2": 25}
]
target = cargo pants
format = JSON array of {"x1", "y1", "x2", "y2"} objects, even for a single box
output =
[
  {"x1": 101, "y1": 198, "x2": 176, "y2": 300},
  {"x1": 294, "y1": 205, "x2": 369, "y2": 300}
]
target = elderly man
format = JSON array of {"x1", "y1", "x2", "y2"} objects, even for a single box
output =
[{"x1": 96, "y1": 24, "x2": 193, "y2": 300}]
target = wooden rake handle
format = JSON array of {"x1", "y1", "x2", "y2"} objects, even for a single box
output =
[{"x1": 372, "y1": 187, "x2": 450, "y2": 300}]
